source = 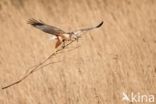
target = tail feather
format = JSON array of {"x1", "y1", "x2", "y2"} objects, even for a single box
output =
[{"x1": 55, "y1": 39, "x2": 62, "y2": 48}]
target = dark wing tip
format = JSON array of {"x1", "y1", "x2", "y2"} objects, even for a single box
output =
[
  {"x1": 27, "y1": 18, "x2": 44, "y2": 26},
  {"x1": 96, "y1": 21, "x2": 103, "y2": 28}
]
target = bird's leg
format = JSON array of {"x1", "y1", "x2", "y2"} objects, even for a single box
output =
[{"x1": 62, "y1": 39, "x2": 65, "y2": 48}]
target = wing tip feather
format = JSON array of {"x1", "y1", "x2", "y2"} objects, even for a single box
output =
[
  {"x1": 96, "y1": 21, "x2": 103, "y2": 28},
  {"x1": 27, "y1": 18, "x2": 44, "y2": 26}
]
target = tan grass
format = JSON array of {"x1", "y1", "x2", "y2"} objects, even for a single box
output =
[{"x1": 0, "y1": 0, "x2": 156, "y2": 104}]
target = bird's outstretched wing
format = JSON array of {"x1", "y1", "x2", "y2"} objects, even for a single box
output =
[
  {"x1": 28, "y1": 18, "x2": 65, "y2": 35},
  {"x1": 70, "y1": 21, "x2": 103, "y2": 35},
  {"x1": 80, "y1": 21, "x2": 103, "y2": 32}
]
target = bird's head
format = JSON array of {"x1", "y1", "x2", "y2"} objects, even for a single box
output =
[{"x1": 69, "y1": 31, "x2": 81, "y2": 42}]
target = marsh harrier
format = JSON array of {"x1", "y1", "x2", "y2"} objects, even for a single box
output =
[{"x1": 28, "y1": 19, "x2": 103, "y2": 48}]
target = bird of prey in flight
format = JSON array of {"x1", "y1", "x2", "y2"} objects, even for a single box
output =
[{"x1": 28, "y1": 19, "x2": 103, "y2": 48}]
